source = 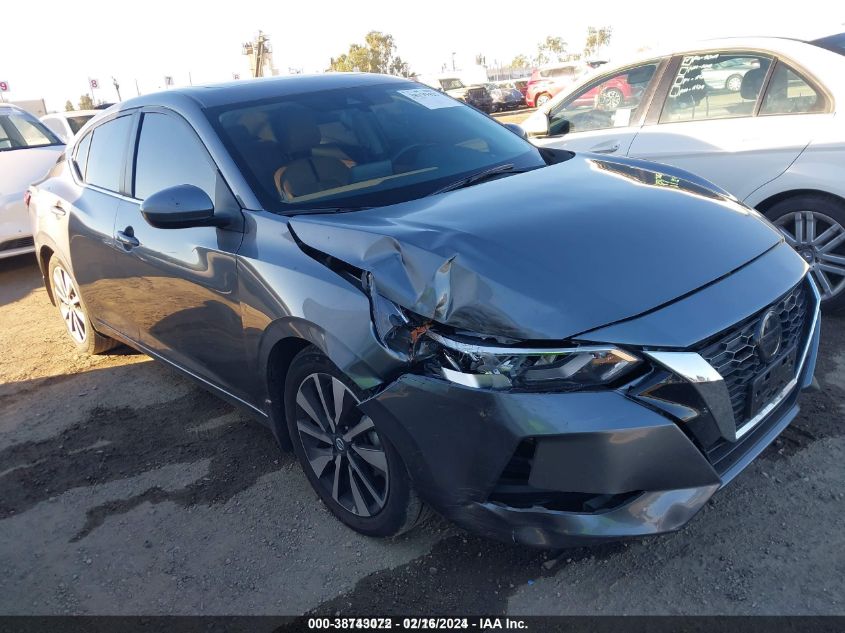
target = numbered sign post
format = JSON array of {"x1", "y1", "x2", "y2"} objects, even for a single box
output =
[
  {"x1": 0, "y1": 80, "x2": 8, "y2": 102},
  {"x1": 88, "y1": 78, "x2": 99, "y2": 105}
]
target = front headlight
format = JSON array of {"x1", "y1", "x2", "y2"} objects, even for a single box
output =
[
  {"x1": 366, "y1": 282, "x2": 641, "y2": 392},
  {"x1": 426, "y1": 331, "x2": 642, "y2": 391}
]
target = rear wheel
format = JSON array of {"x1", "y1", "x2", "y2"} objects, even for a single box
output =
[
  {"x1": 764, "y1": 194, "x2": 845, "y2": 311},
  {"x1": 284, "y1": 346, "x2": 425, "y2": 537},
  {"x1": 48, "y1": 255, "x2": 119, "y2": 354}
]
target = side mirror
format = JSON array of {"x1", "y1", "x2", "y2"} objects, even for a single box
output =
[
  {"x1": 140, "y1": 184, "x2": 223, "y2": 229},
  {"x1": 503, "y1": 123, "x2": 528, "y2": 140},
  {"x1": 548, "y1": 115, "x2": 571, "y2": 136},
  {"x1": 518, "y1": 109, "x2": 551, "y2": 137}
]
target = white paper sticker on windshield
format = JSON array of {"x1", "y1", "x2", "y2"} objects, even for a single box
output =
[{"x1": 397, "y1": 88, "x2": 461, "y2": 109}]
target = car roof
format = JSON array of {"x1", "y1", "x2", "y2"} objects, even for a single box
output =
[
  {"x1": 535, "y1": 36, "x2": 845, "y2": 113},
  {"x1": 46, "y1": 110, "x2": 100, "y2": 118},
  {"x1": 612, "y1": 35, "x2": 845, "y2": 66},
  {"x1": 0, "y1": 104, "x2": 27, "y2": 116},
  {"x1": 116, "y1": 73, "x2": 413, "y2": 110}
]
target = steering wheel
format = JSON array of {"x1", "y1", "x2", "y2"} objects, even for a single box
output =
[{"x1": 391, "y1": 143, "x2": 435, "y2": 164}]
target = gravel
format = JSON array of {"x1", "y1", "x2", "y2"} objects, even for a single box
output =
[{"x1": 0, "y1": 255, "x2": 842, "y2": 616}]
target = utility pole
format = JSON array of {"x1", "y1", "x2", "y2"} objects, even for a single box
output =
[
  {"x1": 112, "y1": 77, "x2": 121, "y2": 101},
  {"x1": 243, "y1": 31, "x2": 277, "y2": 78}
]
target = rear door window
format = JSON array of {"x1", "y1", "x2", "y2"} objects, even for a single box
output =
[
  {"x1": 660, "y1": 52, "x2": 773, "y2": 123},
  {"x1": 85, "y1": 115, "x2": 133, "y2": 192},
  {"x1": 759, "y1": 62, "x2": 824, "y2": 115}
]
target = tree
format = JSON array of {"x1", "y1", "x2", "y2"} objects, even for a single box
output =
[
  {"x1": 537, "y1": 36, "x2": 568, "y2": 65},
  {"x1": 329, "y1": 31, "x2": 412, "y2": 77},
  {"x1": 78, "y1": 94, "x2": 94, "y2": 110},
  {"x1": 510, "y1": 54, "x2": 530, "y2": 70},
  {"x1": 64, "y1": 100, "x2": 75, "y2": 112},
  {"x1": 584, "y1": 26, "x2": 613, "y2": 59}
]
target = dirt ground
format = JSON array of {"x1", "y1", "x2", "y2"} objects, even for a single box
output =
[{"x1": 0, "y1": 253, "x2": 843, "y2": 616}]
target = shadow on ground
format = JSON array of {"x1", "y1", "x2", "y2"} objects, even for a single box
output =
[{"x1": 0, "y1": 363, "x2": 290, "y2": 542}]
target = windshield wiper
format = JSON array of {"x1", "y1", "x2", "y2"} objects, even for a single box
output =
[{"x1": 429, "y1": 163, "x2": 529, "y2": 196}]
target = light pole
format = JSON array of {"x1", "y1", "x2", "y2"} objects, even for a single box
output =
[
  {"x1": 451, "y1": 52, "x2": 456, "y2": 71},
  {"x1": 112, "y1": 77, "x2": 121, "y2": 101}
]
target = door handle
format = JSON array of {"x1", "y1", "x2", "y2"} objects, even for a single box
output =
[
  {"x1": 592, "y1": 142, "x2": 620, "y2": 154},
  {"x1": 116, "y1": 228, "x2": 140, "y2": 249},
  {"x1": 50, "y1": 203, "x2": 66, "y2": 217}
]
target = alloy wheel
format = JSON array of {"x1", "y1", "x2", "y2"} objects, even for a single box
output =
[
  {"x1": 601, "y1": 88, "x2": 623, "y2": 110},
  {"x1": 294, "y1": 373, "x2": 389, "y2": 517},
  {"x1": 726, "y1": 75, "x2": 743, "y2": 92},
  {"x1": 774, "y1": 210, "x2": 845, "y2": 301},
  {"x1": 52, "y1": 265, "x2": 87, "y2": 344}
]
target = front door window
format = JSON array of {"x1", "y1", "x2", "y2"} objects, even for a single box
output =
[{"x1": 547, "y1": 62, "x2": 661, "y2": 134}]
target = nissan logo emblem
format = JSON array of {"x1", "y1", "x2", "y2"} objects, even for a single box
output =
[{"x1": 756, "y1": 310, "x2": 783, "y2": 362}]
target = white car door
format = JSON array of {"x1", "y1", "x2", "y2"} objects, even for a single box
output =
[
  {"x1": 627, "y1": 52, "x2": 833, "y2": 201},
  {"x1": 525, "y1": 60, "x2": 667, "y2": 157}
]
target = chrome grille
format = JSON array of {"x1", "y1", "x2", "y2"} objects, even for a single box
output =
[{"x1": 698, "y1": 282, "x2": 809, "y2": 429}]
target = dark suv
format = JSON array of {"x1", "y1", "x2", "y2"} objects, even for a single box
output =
[
  {"x1": 29, "y1": 73, "x2": 819, "y2": 547},
  {"x1": 432, "y1": 77, "x2": 494, "y2": 112}
]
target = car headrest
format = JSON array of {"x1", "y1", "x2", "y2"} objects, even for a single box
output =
[
  {"x1": 269, "y1": 106, "x2": 320, "y2": 155},
  {"x1": 627, "y1": 65, "x2": 656, "y2": 85},
  {"x1": 740, "y1": 68, "x2": 765, "y2": 100}
]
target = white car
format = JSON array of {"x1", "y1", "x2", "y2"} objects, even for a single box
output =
[
  {"x1": 1, "y1": 105, "x2": 65, "y2": 259},
  {"x1": 40, "y1": 110, "x2": 99, "y2": 142},
  {"x1": 520, "y1": 35, "x2": 845, "y2": 309}
]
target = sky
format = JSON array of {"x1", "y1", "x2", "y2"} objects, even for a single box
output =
[{"x1": 1, "y1": 0, "x2": 843, "y2": 112}]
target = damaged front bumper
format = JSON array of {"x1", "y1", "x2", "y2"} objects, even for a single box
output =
[{"x1": 359, "y1": 288, "x2": 821, "y2": 548}]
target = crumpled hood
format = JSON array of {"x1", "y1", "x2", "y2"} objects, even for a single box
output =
[{"x1": 289, "y1": 155, "x2": 784, "y2": 341}]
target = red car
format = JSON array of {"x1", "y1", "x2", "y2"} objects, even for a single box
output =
[
  {"x1": 525, "y1": 61, "x2": 610, "y2": 107},
  {"x1": 525, "y1": 63, "x2": 583, "y2": 107},
  {"x1": 570, "y1": 74, "x2": 635, "y2": 110}
]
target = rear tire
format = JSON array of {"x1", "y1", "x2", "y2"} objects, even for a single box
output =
[
  {"x1": 284, "y1": 346, "x2": 425, "y2": 537},
  {"x1": 763, "y1": 194, "x2": 845, "y2": 311},
  {"x1": 48, "y1": 255, "x2": 119, "y2": 355}
]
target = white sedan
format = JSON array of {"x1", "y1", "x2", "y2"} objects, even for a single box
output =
[
  {"x1": 520, "y1": 34, "x2": 845, "y2": 309},
  {"x1": 40, "y1": 110, "x2": 99, "y2": 142},
  {"x1": 1, "y1": 105, "x2": 65, "y2": 259}
]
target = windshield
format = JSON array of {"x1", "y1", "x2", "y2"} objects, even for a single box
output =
[
  {"x1": 208, "y1": 81, "x2": 546, "y2": 212},
  {"x1": 439, "y1": 78, "x2": 464, "y2": 90},
  {"x1": 811, "y1": 33, "x2": 845, "y2": 55},
  {"x1": 67, "y1": 115, "x2": 95, "y2": 134},
  {"x1": 0, "y1": 112, "x2": 62, "y2": 151}
]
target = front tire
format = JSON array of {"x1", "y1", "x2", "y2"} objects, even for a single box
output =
[
  {"x1": 534, "y1": 92, "x2": 551, "y2": 107},
  {"x1": 764, "y1": 194, "x2": 845, "y2": 311},
  {"x1": 284, "y1": 346, "x2": 425, "y2": 537},
  {"x1": 48, "y1": 255, "x2": 119, "y2": 354},
  {"x1": 599, "y1": 87, "x2": 624, "y2": 110}
]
